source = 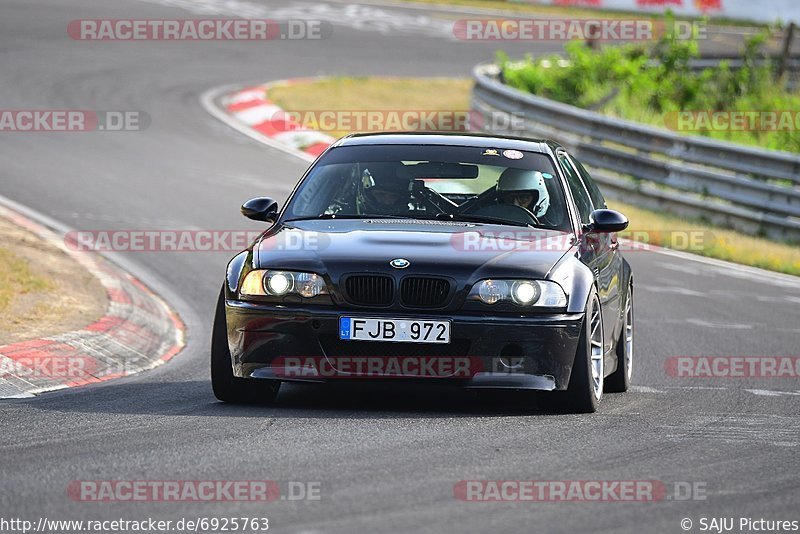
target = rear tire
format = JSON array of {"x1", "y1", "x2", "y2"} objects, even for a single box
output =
[
  {"x1": 606, "y1": 283, "x2": 633, "y2": 393},
  {"x1": 211, "y1": 287, "x2": 280, "y2": 404},
  {"x1": 563, "y1": 291, "x2": 604, "y2": 413}
]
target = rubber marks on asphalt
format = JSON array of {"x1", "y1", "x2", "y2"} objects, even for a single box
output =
[
  {"x1": 659, "y1": 414, "x2": 799, "y2": 447},
  {"x1": 0, "y1": 204, "x2": 185, "y2": 399},
  {"x1": 222, "y1": 83, "x2": 335, "y2": 158},
  {"x1": 632, "y1": 385, "x2": 800, "y2": 398},
  {"x1": 135, "y1": 0, "x2": 455, "y2": 39}
]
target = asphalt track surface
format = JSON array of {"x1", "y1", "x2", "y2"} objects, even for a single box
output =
[{"x1": 1, "y1": 1, "x2": 799, "y2": 532}]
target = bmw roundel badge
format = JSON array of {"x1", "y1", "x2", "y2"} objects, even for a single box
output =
[{"x1": 390, "y1": 258, "x2": 410, "y2": 269}]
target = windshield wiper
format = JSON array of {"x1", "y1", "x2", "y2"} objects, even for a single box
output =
[
  {"x1": 285, "y1": 213, "x2": 538, "y2": 228},
  {"x1": 432, "y1": 213, "x2": 535, "y2": 228},
  {"x1": 284, "y1": 214, "x2": 415, "y2": 222}
]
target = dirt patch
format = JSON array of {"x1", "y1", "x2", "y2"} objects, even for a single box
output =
[{"x1": 0, "y1": 216, "x2": 107, "y2": 345}]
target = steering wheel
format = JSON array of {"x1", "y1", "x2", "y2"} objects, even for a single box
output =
[
  {"x1": 464, "y1": 203, "x2": 541, "y2": 226},
  {"x1": 411, "y1": 182, "x2": 458, "y2": 216}
]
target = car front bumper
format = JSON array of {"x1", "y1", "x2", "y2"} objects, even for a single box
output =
[{"x1": 225, "y1": 301, "x2": 584, "y2": 391}]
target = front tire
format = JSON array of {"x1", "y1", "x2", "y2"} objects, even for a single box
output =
[
  {"x1": 211, "y1": 287, "x2": 280, "y2": 404},
  {"x1": 564, "y1": 291, "x2": 604, "y2": 413},
  {"x1": 606, "y1": 283, "x2": 633, "y2": 393}
]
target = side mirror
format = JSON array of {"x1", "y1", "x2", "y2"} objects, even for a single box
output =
[
  {"x1": 241, "y1": 197, "x2": 279, "y2": 222},
  {"x1": 586, "y1": 209, "x2": 628, "y2": 233}
]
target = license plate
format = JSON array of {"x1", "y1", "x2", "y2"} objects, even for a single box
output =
[{"x1": 339, "y1": 317, "x2": 451, "y2": 344}]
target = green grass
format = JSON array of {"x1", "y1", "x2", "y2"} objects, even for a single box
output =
[
  {"x1": 0, "y1": 248, "x2": 53, "y2": 313},
  {"x1": 610, "y1": 201, "x2": 800, "y2": 275}
]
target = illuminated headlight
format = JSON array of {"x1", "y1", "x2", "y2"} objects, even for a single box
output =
[
  {"x1": 511, "y1": 281, "x2": 539, "y2": 305},
  {"x1": 470, "y1": 279, "x2": 567, "y2": 307},
  {"x1": 266, "y1": 272, "x2": 292, "y2": 295},
  {"x1": 240, "y1": 270, "x2": 328, "y2": 298}
]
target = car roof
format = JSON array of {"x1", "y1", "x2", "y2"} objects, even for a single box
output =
[{"x1": 331, "y1": 132, "x2": 561, "y2": 154}]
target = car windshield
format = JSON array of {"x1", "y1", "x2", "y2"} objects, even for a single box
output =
[{"x1": 283, "y1": 144, "x2": 572, "y2": 231}]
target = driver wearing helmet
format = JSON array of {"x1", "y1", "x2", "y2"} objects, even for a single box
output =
[
  {"x1": 496, "y1": 168, "x2": 550, "y2": 220},
  {"x1": 357, "y1": 164, "x2": 415, "y2": 216}
]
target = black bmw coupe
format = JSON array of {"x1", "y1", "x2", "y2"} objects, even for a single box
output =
[{"x1": 212, "y1": 132, "x2": 634, "y2": 413}]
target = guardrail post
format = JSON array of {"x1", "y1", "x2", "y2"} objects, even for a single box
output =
[
  {"x1": 585, "y1": 21, "x2": 601, "y2": 50},
  {"x1": 778, "y1": 22, "x2": 796, "y2": 80}
]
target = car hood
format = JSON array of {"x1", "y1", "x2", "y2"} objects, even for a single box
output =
[{"x1": 256, "y1": 220, "x2": 574, "y2": 282}]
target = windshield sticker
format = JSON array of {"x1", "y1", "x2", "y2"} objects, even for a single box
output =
[
  {"x1": 502, "y1": 150, "x2": 523, "y2": 160},
  {"x1": 542, "y1": 172, "x2": 554, "y2": 179},
  {"x1": 482, "y1": 149, "x2": 500, "y2": 156}
]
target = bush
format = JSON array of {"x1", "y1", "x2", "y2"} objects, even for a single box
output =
[{"x1": 499, "y1": 19, "x2": 800, "y2": 152}]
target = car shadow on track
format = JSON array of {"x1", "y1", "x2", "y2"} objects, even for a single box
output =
[{"x1": 24, "y1": 380, "x2": 587, "y2": 418}]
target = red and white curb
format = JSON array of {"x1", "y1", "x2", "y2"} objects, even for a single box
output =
[
  {"x1": 201, "y1": 78, "x2": 336, "y2": 163},
  {"x1": 0, "y1": 204, "x2": 185, "y2": 399}
]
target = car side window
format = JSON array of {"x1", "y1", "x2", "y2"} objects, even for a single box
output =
[
  {"x1": 572, "y1": 158, "x2": 606, "y2": 209},
  {"x1": 558, "y1": 154, "x2": 592, "y2": 225}
]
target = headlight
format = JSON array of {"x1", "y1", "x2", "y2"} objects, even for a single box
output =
[
  {"x1": 240, "y1": 270, "x2": 267, "y2": 296},
  {"x1": 294, "y1": 272, "x2": 326, "y2": 297},
  {"x1": 511, "y1": 281, "x2": 539, "y2": 305},
  {"x1": 477, "y1": 279, "x2": 508, "y2": 305},
  {"x1": 469, "y1": 279, "x2": 567, "y2": 307},
  {"x1": 240, "y1": 270, "x2": 328, "y2": 298},
  {"x1": 266, "y1": 271, "x2": 292, "y2": 295}
]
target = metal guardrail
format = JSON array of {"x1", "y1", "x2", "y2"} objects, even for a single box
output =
[
  {"x1": 685, "y1": 58, "x2": 800, "y2": 90},
  {"x1": 471, "y1": 63, "x2": 800, "y2": 241}
]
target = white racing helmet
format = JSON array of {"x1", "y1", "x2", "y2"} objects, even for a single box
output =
[{"x1": 497, "y1": 168, "x2": 550, "y2": 217}]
